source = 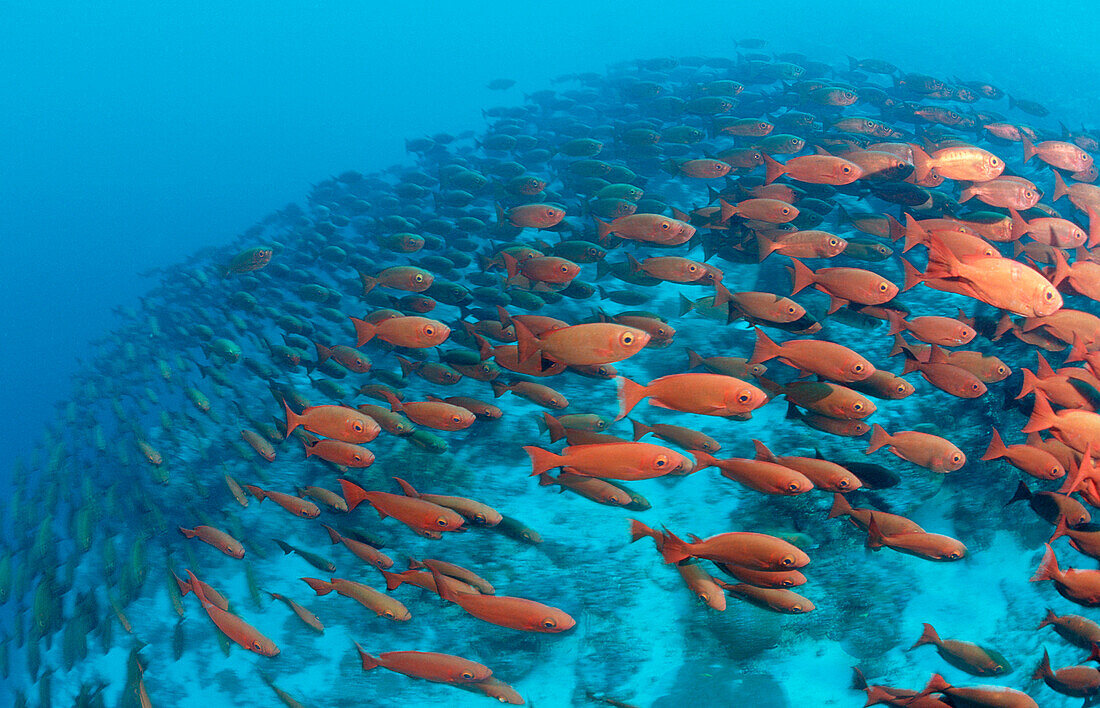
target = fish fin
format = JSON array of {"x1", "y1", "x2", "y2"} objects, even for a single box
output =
[
  {"x1": 786, "y1": 257, "x2": 815, "y2": 296},
  {"x1": 762, "y1": 154, "x2": 786, "y2": 185},
  {"x1": 1005, "y1": 480, "x2": 1032, "y2": 507},
  {"x1": 301, "y1": 577, "x2": 333, "y2": 596},
  {"x1": 827, "y1": 493, "x2": 851, "y2": 520},
  {"x1": 1037, "y1": 608, "x2": 1057, "y2": 629},
  {"x1": 244, "y1": 485, "x2": 266, "y2": 502},
  {"x1": 423, "y1": 560, "x2": 460, "y2": 602},
  {"x1": 321, "y1": 524, "x2": 342, "y2": 545},
  {"x1": 629, "y1": 419, "x2": 650, "y2": 441},
  {"x1": 523, "y1": 445, "x2": 565, "y2": 476},
  {"x1": 349, "y1": 316, "x2": 375, "y2": 347},
  {"x1": 685, "y1": 348, "x2": 705, "y2": 370},
  {"x1": 865, "y1": 424, "x2": 891, "y2": 455},
  {"x1": 379, "y1": 569, "x2": 404, "y2": 592},
  {"x1": 337, "y1": 478, "x2": 369, "y2": 512},
  {"x1": 391, "y1": 476, "x2": 419, "y2": 498},
  {"x1": 1021, "y1": 391, "x2": 1056, "y2": 433},
  {"x1": 751, "y1": 439, "x2": 776, "y2": 462},
  {"x1": 615, "y1": 376, "x2": 648, "y2": 421},
  {"x1": 355, "y1": 642, "x2": 380, "y2": 671},
  {"x1": 902, "y1": 214, "x2": 927, "y2": 253},
  {"x1": 1052, "y1": 169, "x2": 1070, "y2": 202},
  {"x1": 748, "y1": 327, "x2": 781, "y2": 366},
  {"x1": 541, "y1": 413, "x2": 566, "y2": 443},
  {"x1": 178, "y1": 527, "x2": 196, "y2": 539},
  {"x1": 358, "y1": 270, "x2": 378, "y2": 295},
  {"x1": 1030, "y1": 543, "x2": 1060, "y2": 582},
  {"x1": 1022, "y1": 136, "x2": 1037, "y2": 163},
  {"x1": 274, "y1": 539, "x2": 294, "y2": 555},
  {"x1": 909, "y1": 622, "x2": 940, "y2": 650},
  {"x1": 981, "y1": 427, "x2": 1008, "y2": 461},
  {"x1": 865, "y1": 514, "x2": 887, "y2": 549}
]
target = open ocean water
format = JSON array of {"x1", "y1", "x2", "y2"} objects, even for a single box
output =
[{"x1": 3, "y1": 2, "x2": 1100, "y2": 706}]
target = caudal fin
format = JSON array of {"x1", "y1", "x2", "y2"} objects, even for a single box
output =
[
  {"x1": 685, "y1": 348, "x2": 705, "y2": 370},
  {"x1": 762, "y1": 154, "x2": 787, "y2": 185},
  {"x1": 391, "y1": 476, "x2": 419, "y2": 498},
  {"x1": 748, "y1": 327, "x2": 782, "y2": 366},
  {"x1": 628, "y1": 518, "x2": 661, "y2": 545},
  {"x1": 615, "y1": 376, "x2": 649, "y2": 421},
  {"x1": 1030, "y1": 543, "x2": 1061, "y2": 582},
  {"x1": 321, "y1": 524, "x2": 342, "y2": 545},
  {"x1": 909, "y1": 622, "x2": 941, "y2": 650},
  {"x1": 630, "y1": 419, "x2": 652, "y2": 441},
  {"x1": 338, "y1": 478, "x2": 369, "y2": 511},
  {"x1": 827, "y1": 493, "x2": 852, "y2": 520},
  {"x1": 787, "y1": 258, "x2": 815, "y2": 296},
  {"x1": 1021, "y1": 391, "x2": 1057, "y2": 433},
  {"x1": 523, "y1": 445, "x2": 565, "y2": 476},
  {"x1": 355, "y1": 642, "x2": 381, "y2": 671},
  {"x1": 981, "y1": 427, "x2": 1008, "y2": 461},
  {"x1": 864, "y1": 424, "x2": 892, "y2": 455},
  {"x1": 301, "y1": 577, "x2": 334, "y2": 595},
  {"x1": 349, "y1": 316, "x2": 376, "y2": 347}
]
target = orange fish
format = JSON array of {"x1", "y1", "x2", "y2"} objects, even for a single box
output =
[
  {"x1": 749, "y1": 327, "x2": 874, "y2": 382},
  {"x1": 514, "y1": 320, "x2": 650, "y2": 366},
  {"x1": 615, "y1": 373, "x2": 768, "y2": 420},
  {"x1": 244, "y1": 485, "x2": 320, "y2": 518},
  {"x1": 178, "y1": 525, "x2": 245, "y2": 559},
  {"x1": 427, "y1": 561, "x2": 575, "y2": 633},
  {"x1": 524, "y1": 442, "x2": 689, "y2": 480},
  {"x1": 185, "y1": 570, "x2": 278, "y2": 656},
  {"x1": 350, "y1": 315, "x2": 451, "y2": 348},
  {"x1": 302, "y1": 576, "x2": 411, "y2": 620},
  {"x1": 322, "y1": 523, "x2": 393, "y2": 570},
  {"x1": 866, "y1": 515, "x2": 967, "y2": 561},
  {"x1": 866, "y1": 424, "x2": 965, "y2": 472},
  {"x1": 692, "y1": 449, "x2": 814, "y2": 495},
  {"x1": 382, "y1": 391, "x2": 475, "y2": 431},
  {"x1": 763, "y1": 153, "x2": 863, "y2": 185},
  {"x1": 282, "y1": 402, "x2": 379, "y2": 443},
  {"x1": 339, "y1": 479, "x2": 466, "y2": 538},
  {"x1": 354, "y1": 644, "x2": 492, "y2": 684}
]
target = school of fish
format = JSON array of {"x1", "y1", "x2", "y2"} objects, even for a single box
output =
[{"x1": 9, "y1": 43, "x2": 1100, "y2": 707}]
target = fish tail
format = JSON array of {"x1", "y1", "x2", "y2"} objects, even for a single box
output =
[
  {"x1": 718, "y1": 198, "x2": 738, "y2": 222},
  {"x1": 184, "y1": 570, "x2": 210, "y2": 608},
  {"x1": 689, "y1": 449, "x2": 718, "y2": 472},
  {"x1": 282, "y1": 400, "x2": 302, "y2": 438},
  {"x1": 958, "y1": 186, "x2": 974, "y2": 203},
  {"x1": 1051, "y1": 246, "x2": 1072, "y2": 287},
  {"x1": 177, "y1": 526, "x2": 196, "y2": 539},
  {"x1": 909, "y1": 622, "x2": 940, "y2": 650},
  {"x1": 338, "y1": 478, "x2": 369, "y2": 511},
  {"x1": 865, "y1": 424, "x2": 891, "y2": 454},
  {"x1": 1052, "y1": 169, "x2": 1070, "y2": 202},
  {"x1": 614, "y1": 376, "x2": 648, "y2": 421},
  {"x1": 684, "y1": 348, "x2": 705, "y2": 370},
  {"x1": 380, "y1": 389, "x2": 404, "y2": 413},
  {"x1": 884, "y1": 309, "x2": 907, "y2": 335},
  {"x1": 1030, "y1": 543, "x2": 1060, "y2": 583},
  {"x1": 827, "y1": 493, "x2": 852, "y2": 520},
  {"x1": 502, "y1": 251, "x2": 520, "y2": 283},
  {"x1": 495, "y1": 305, "x2": 513, "y2": 329},
  {"x1": 659, "y1": 530, "x2": 691, "y2": 564},
  {"x1": 523, "y1": 445, "x2": 565, "y2": 476},
  {"x1": 756, "y1": 233, "x2": 781, "y2": 260},
  {"x1": 884, "y1": 213, "x2": 904, "y2": 241},
  {"x1": 786, "y1": 257, "x2": 814, "y2": 295},
  {"x1": 391, "y1": 476, "x2": 419, "y2": 498},
  {"x1": 396, "y1": 356, "x2": 415, "y2": 379},
  {"x1": 981, "y1": 427, "x2": 1008, "y2": 461},
  {"x1": 379, "y1": 569, "x2": 404, "y2": 592},
  {"x1": 901, "y1": 214, "x2": 927, "y2": 254},
  {"x1": 321, "y1": 524, "x2": 342, "y2": 545},
  {"x1": 594, "y1": 216, "x2": 612, "y2": 242},
  {"x1": 490, "y1": 381, "x2": 512, "y2": 399},
  {"x1": 312, "y1": 340, "x2": 332, "y2": 366},
  {"x1": 244, "y1": 485, "x2": 267, "y2": 502},
  {"x1": 358, "y1": 270, "x2": 378, "y2": 295},
  {"x1": 423, "y1": 561, "x2": 459, "y2": 602},
  {"x1": 762, "y1": 153, "x2": 786, "y2": 185},
  {"x1": 301, "y1": 577, "x2": 334, "y2": 595},
  {"x1": 1008, "y1": 208, "x2": 1029, "y2": 241},
  {"x1": 1050, "y1": 514, "x2": 1070, "y2": 543},
  {"x1": 1017, "y1": 369, "x2": 1043, "y2": 400},
  {"x1": 924, "y1": 235, "x2": 962, "y2": 279},
  {"x1": 173, "y1": 571, "x2": 191, "y2": 597},
  {"x1": 1022, "y1": 136, "x2": 1037, "y2": 164},
  {"x1": 910, "y1": 145, "x2": 933, "y2": 182},
  {"x1": 537, "y1": 472, "x2": 558, "y2": 487},
  {"x1": 862, "y1": 686, "x2": 896, "y2": 706},
  {"x1": 1032, "y1": 649, "x2": 1053, "y2": 681},
  {"x1": 1021, "y1": 391, "x2": 1056, "y2": 433},
  {"x1": 626, "y1": 253, "x2": 643, "y2": 273},
  {"x1": 712, "y1": 282, "x2": 732, "y2": 309},
  {"x1": 355, "y1": 642, "x2": 381, "y2": 671},
  {"x1": 899, "y1": 257, "x2": 923, "y2": 293},
  {"x1": 678, "y1": 293, "x2": 695, "y2": 317},
  {"x1": 748, "y1": 327, "x2": 781, "y2": 366},
  {"x1": 628, "y1": 518, "x2": 659, "y2": 545},
  {"x1": 850, "y1": 666, "x2": 867, "y2": 690},
  {"x1": 918, "y1": 673, "x2": 951, "y2": 699},
  {"x1": 1037, "y1": 608, "x2": 1057, "y2": 629},
  {"x1": 274, "y1": 539, "x2": 294, "y2": 555},
  {"x1": 349, "y1": 316, "x2": 375, "y2": 347},
  {"x1": 629, "y1": 419, "x2": 651, "y2": 441}
]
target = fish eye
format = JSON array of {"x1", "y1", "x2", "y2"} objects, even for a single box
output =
[
  {"x1": 792, "y1": 604, "x2": 804, "y2": 613},
  {"x1": 424, "y1": 325, "x2": 436, "y2": 335},
  {"x1": 990, "y1": 157, "x2": 1000, "y2": 166},
  {"x1": 878, "y1": 282, "x2": 889, "y2": 291},
  {"x1": 546, "y1": 208, "x2": 555, "y2": 216},
  {"x1": 541, "y1": 617, "x2": 557, "y2": 628},
  {"x1": 353, "y1": 422, "x2": 364, "y2": 432},
  {"x1": 829, "y1": 239, "x2": 838, "y2": 246},
  {"x1": 414, "y1": 273, "x2": 424, "y2": 282},
  {"x1": 853, "y1": 402, "x2": 863, "y2": 411},
  {"x1": 698, "y1": 593, "x2": 710, "y2": 603},
  {"x1": 436, "y1": 517, "x2": 449, "y2": 527},
  {"x1": 896, "y1": 384, "x2": 906, "y2": 393},
  {"x1": 1045, "y1": 289, "x2": 1055, "y2": 300},
  {"x1": 997, "y1": 365, "x2": 1007, "y2": 374},
  {"x1": 842, "y1": 166, "x2": 851, "y2": 173},
  {"x1": 252, "y1": 641, "x2": 263, "y2": 651},
  {"x1": 660, "y1": 222, "x2": 670, "y2": 230},
  {"x1": 787, "y1": 306, "x2": 797, "y2": 314},
  {"x1": 787, "y1": 481, "x2": 801, "y2": 492},
  {"x1": 952, "y1": 454, "x2": 962, "y2": 463},
  {"x1": 559, "y1": 264, "x2": 569, "y2": 272},
  {"x1": 654, "y1": 455, "x2": 669, "y2": 468},
  {"x1": 971, "y1": 384, "x2": 980, "y2": 391},
  {"x1": 462, "y1": 671, "x2": 475, "y2": 680},
  {"x1": 853, "y1": 363, "x2": 865, "y2": 373},
  {"x1": 452, "y1": 415, "x2": 462, "y2": 423},
  {"x1": 688, "y1": 264, "x2": 698, "y2": 272},
  {"x1": 758, "y1": 122, "x2": 767, "y2": 129},
  {"x1": 781, "y1": 207, "x2": 791, "y2": 215},
  {"x1": 353, "y1": 454, "x2": 362, "y2": 462},
  {"x1": 620, "y1": 332, "x2": 635, "y2": 345},
  {"x1": 737, "y1": 391, "x2": 751, "y2": 403},
  {"x1": 838, "y1": 479, "x2": 850, "y2": 489},
  {"x1": 383, "y1": 610, "x2": 395, "y2": 619},
  {"x1": 780, "y1": 556, "x2": 794, "y2": 567}
]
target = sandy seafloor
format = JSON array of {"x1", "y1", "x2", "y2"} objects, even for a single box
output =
[{"x1": 9, "y1": 242, "x2": 1096, "y2": 708}]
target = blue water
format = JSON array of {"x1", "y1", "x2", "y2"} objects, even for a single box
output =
[{"x1": 3, "y1": 1, "x2": 1100, "y2": 706}]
